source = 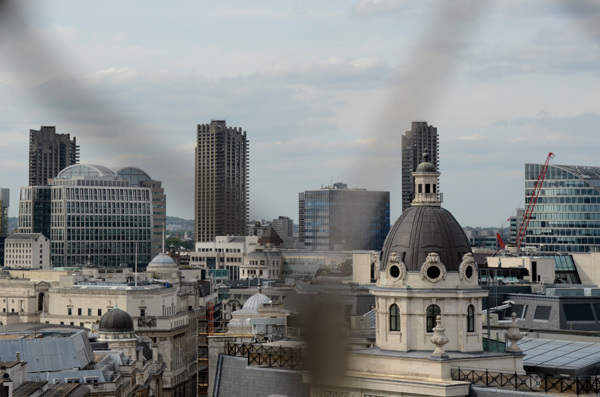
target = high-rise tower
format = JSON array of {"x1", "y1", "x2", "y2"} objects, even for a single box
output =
[
  {"x1": 195, "y1": 120, "x2": 249, "y2": 242},
  {"x1": 29, "y1": 126, "x2": 79, "y2": 186},
  {"x1": 401, "y1": 122, "x2": 438, "y2": 212}
]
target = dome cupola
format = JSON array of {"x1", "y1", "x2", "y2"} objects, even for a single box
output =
[
  {"x1": 370, "y1": 152, "x2": 485, "y2": 354},
  {"x1": 98, "y1": 307, "x2": 135, "y2": 333}
]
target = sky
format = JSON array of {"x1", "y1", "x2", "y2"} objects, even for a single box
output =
[{"x1": 0, "y1": 0, "x2": 599, "y2": 229}]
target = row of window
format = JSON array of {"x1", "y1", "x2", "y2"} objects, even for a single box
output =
[
  {"x1": 388, "y1": 304, "x2": 475, "y2": 333},
  {"x1": 68, "y1": 307, "x2": 102, "y2": 316}
]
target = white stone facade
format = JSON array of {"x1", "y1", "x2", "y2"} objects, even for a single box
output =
[
  {"x1": 191, "y1": 236, "x2": 258, "y2": 280},
  {"x1": 4, "y1": 233, "x2": 50, "y2": 269}
]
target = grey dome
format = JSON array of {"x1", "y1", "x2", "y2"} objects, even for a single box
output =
[
  {"x1": 380, "y1": 206, "x2": 471, "y2": 272},
  {"x1": 147, "y1": 253, "x2": 177, "y2": 269},
  {"x1": 415, "y1": 153, "x2": 436, "y2": 173},
  {"x1": 98, "y1": 307, "x2": 134, "y2": 333},
  {"x1": 416, "y1": 161, "x2": 436, "y2": 173}
]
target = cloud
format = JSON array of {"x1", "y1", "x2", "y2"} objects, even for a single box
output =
[
  {"x1": 457, "y1": 134, "x2": 484, "y2": 141},
  {"x1": 256, "y1": 57, "x2": 391, "y2": 89},
  {"x1": 491, "y1": 111, "x2": 600, "y2": 135},
  {"x1": 350, "y1": 0, "x2": 408, "y2": 18}
]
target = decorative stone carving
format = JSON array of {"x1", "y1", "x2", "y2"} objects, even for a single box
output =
[
  {"x1": 386, "y1": 251, "x2": 407, "y2": 280},
  {"x1": 506, "y1": 312, "x2": 523, "y2": 353},
  {"x1": 138, "y1": 316, "x2": 157, "y2": 327},
  {"x1": 430, "y1": 315, "x2": 449, "y2": 359},
  {"x1": 420, "y1": 253, "x2": 446, "y2": 282},
  {"x1": 371, "y1": 252, "x2": 380, "y2": 267},
  {"x1": 458, "y1": 252, "x2": 477, "y2": 281}
]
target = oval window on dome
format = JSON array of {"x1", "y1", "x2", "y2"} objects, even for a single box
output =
[
  {"x1": 389, "y1": 265, "x2": 400, "y2": 279},
  {"x1": 465, "y1": 265, "x2": 474, "y2": 280}
]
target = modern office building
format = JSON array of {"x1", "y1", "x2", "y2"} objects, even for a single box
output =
[
  {"x1": 18, "y1": 164, "x2": 153, "y2": 267},
  {"x1": 190, "y1": 235, "x2": 259, "y2": 280},
  {"x1": 272, "y1": 215, "x2": 294, "y2": 247},
  {"x1": 29, "y1": 126, "x2": 79, "y2": 186},
  {"x1": 116, "y1": 166, "x2": 166, "y2": 259},
  {"x1": 401, "y1": 121, "x2": 438, "y2": 212},
  {"x1": 525, "y1": 163, "x2": 600, "y2": 253},
  {"x1": 509, "y1": 208, "x2": 525, "y2": 244},
  {"x1": 195, "y1": 120, "x2": 249, "y2": 243},
  {"x1": 299, "y1": 183, "x2": 390, "y2": 251}
]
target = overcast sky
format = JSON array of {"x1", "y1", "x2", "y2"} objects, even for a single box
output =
[{"x1": 1, "y1": 0, "x2": 599, "y2": 229}]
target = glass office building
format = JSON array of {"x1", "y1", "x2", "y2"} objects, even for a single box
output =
[
  {"x1": 19, "y1": 164, "x2": 153, "y2": 267},
  {"x1": 299, "y1": 183, "x2": 390, "y2": 251},
  {"x1": 525, "y1": 163, "x2": 600, "y2": 252},
  {"x1": 116, "y1": 167, "x2": 166, "y2": 259}
]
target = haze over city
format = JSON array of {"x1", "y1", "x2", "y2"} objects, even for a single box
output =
[{"x1": 1, "y1": 0, "x2": 599, "y2": 228}]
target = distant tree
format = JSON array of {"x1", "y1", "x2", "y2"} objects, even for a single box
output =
[{"x1": 166, "y1": 236, "x2": 194, "y2": 250}]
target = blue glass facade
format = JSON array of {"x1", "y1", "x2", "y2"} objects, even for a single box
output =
[
  {"x1": 299, "y1": 186, "x2": 390, "y2": 251},
  {"x1": 525, "y1": 164, "x2": 600, "y2": 252}
]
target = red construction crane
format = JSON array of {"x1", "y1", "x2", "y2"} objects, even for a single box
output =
[
  {"x1": 496, "y1": 233, "x2": 505, "y2": 251},
  {"x1": 516, "y1": 152, "x2": 555, "y2": 250}
]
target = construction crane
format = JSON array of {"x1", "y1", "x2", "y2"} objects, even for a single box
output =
[{"x1": 515, "y1": 152, "x2": 555, "y2": 250}]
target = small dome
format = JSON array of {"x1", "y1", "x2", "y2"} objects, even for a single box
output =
[
  {"x1": 415, "y1": 153, "x2": 436, "y2": 173},
  {"x1": 98, "y1": 307, "x2": 134, "y2": 333},
  {"x1": 147, "y1": 253, "x2": 177, "y2": 269},
  {"x1": 242, "y1": 291, "x2": 271, "y2": 312},
  {"x1": 380, "y1": 206, "x2": 471, "y2": 272}
]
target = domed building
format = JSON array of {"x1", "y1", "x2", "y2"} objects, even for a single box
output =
[
  {"x1": 227, "y1": 288, "x2": 286, "y2": 342},
  {"x1": 373, "y1": 153, "x2": 483, "y2": 352},
  {"x1": 309, "y1": 154, "x2": 525, "y2": 397},
  {"x1": 147, "y1": 252, "x2": 181, "y2": 284},
  {"x1": 97, "y1": 306, "x2": 137, "y2": 359}
]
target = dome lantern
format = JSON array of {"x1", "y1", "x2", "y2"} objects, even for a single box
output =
[{"x1": 412, "y1": 152, "x2": 441, "y2": 207}]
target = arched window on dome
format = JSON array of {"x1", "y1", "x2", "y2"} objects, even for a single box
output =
[
  {"x1": 389, "y1": 304, "x2": 400, "y2": 332},
  {"x1": 467, "y1": 304, "x2": 475, "y2": 332},
  {"x1": 426, "y1": 304, "x2": 441, "y2": 332}
]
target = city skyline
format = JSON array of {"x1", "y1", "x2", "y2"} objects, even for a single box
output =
[{"x1": 1, "y1": 1, "x2": 600, "y2": 228}]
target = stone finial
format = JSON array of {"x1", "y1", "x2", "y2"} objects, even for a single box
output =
[
  {"x1": 15, "y1": 351, "x2": 20, "y2": 361},
  {"x1": 430, "y1": 315, "x2": 449, "y2": 359},
  {"x1": 506, "y1": 312, "x2": 523, "y2": 353}
]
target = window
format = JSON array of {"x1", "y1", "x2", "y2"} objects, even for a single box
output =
[
  {"x1": 98, "y1": 309, "x2": 102, "y2": 316},
  {"x1": 88, "y1": 308, "x2": 92, "y2": 316},
  {"x1": 534, "y1": 305, "x2": 551, "y2": 320},
  {"x1": 467, "y1": 305, "x2": 475, "y2": 332},
  {"x1": 68, "y1": 308, "x2": 72, "y2": 316},
  {"x1": 389, "y1": 304, "x2": 400, "y2": 331},
  {"x1": 77, "y1": 308, "x2": 82, "y2": 316},
  {"x1": 426, "y1": 304, "x2": 441, "y2": 332},
  {"x1": 140, "y1": 308, "x2": 146, "y2": 317}
]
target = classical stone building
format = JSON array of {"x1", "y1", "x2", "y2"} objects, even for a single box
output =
[
  {"x1": 308, "y1": 155, "x2": 525, "y2": 397},
  {"x1": 44, "y1": 254, "x2": 200, "y2": 397},
  {"x1": 0, "y1": 278, "x2": 49, "y2": 326}
]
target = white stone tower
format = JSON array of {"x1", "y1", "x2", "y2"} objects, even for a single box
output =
[{"x1": 372, "y1": 153, "x2": 487, "y2": 353}]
